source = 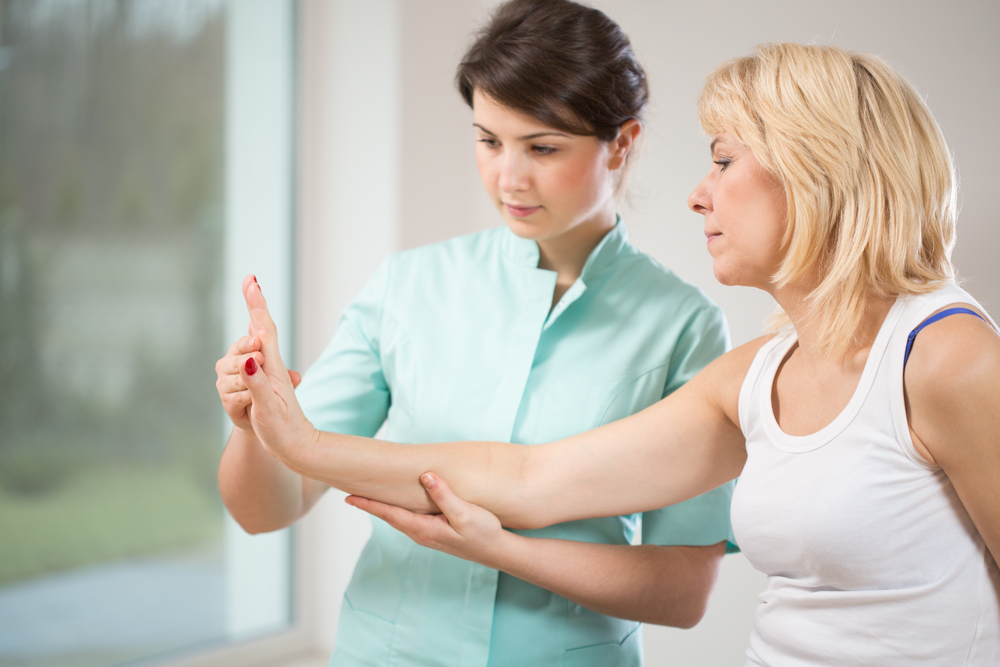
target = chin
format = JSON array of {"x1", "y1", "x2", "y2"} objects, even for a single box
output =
[
  {"x1": 712, "y1": 265, "x2": 738, "y2": 287},
  {"x1": 504, "y1": 218, "x2": 552, "y2": 241}
]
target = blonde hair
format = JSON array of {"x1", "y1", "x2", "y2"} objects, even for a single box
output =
[{"x1": 698, "y1": 42, "x2": 957, "y2": 357}]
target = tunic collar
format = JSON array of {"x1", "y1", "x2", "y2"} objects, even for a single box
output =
[{"x1": 499, "y1": 217, "x2": 630, "y2": 278}]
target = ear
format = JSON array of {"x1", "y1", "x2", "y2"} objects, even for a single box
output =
[{"x1": 608, "y1": 119, "x2": 642, "y2": 170}]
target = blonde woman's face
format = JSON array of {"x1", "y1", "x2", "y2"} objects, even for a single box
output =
[
  {"x1": 472, "y1": 90, "x2": 623, "y2": 244},
  {"x1": 688, "y1": 135, "x2": 788, "y2": 289}
]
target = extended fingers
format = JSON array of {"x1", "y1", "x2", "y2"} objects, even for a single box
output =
[
  {"x1": 244, "y1": 278, "x2": 276, "y2": 338},
  {"x1": 242, "y1": 274, "x2": 258, "y2": 297},
  {"x1": 242, "y1": 278, "x2": 289, "y2": 377}
]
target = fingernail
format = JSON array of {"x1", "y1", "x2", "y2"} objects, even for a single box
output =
[
  {"x1": 245, "y1": 357, "x2": 258, "y2": 376},
  {"x1": 252, "y1": 275, "x2": 258, "y2": 284},
  {"x1": 344, "y1": 497, "x2": 355, "y2": 507},
  {"x1": 421, "y1": 473, "x2": 436, "y2": 489}
]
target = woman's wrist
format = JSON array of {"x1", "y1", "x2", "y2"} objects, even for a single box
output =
[{"x1": 275, "y1": 420, "x2": 321, "y2": 470}]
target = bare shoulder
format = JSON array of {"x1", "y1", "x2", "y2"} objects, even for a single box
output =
[
  {"x1": 905, "y1": 303, "x2": 1000, "y2": 465},
  {"x1": 905, "y1": 304, "x2": 1000, "y2": 400},
  {"x1": 687, "y1": 334, "x2": 777, "y2": 425}
]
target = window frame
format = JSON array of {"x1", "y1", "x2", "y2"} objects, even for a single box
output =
[{"x1": 154, "y1": 0, "x2": 402, "y2": 664}]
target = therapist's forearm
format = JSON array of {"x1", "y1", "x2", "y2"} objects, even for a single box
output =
[
  {"x1": 275, "y1": 429, "x2": 537, "y2": 524},
  {"x1": 483, "y1": 534, "x2": 726, "y2": 627},
  {"x1": 219, "y1": 426, "x2": 328, "y2": 534}
]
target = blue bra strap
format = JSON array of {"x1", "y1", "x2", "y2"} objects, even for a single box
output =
[{"x1": 904, "y1": 307, "x2": 987, "y2": 369}]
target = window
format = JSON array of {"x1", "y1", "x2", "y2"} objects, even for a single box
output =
[{"x1": 0, "y1": 1, "x2": 297, "y2": 664}]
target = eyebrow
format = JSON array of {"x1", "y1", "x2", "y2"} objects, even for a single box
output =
[
  {"x1": 710, "y1": 138, "x2": 723, "y2": 154},
  {"x1": 473, "y1": 123, "x2": 571, "y2": 141}
]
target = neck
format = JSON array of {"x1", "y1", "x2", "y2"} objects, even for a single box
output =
[
  {"x1": 536, "y1": 213, "x2": 616, "y2": 308},
  {"x1": 537, "y1": 213, "x2": 616, "y2": 279},
  {"x1": 771, "y1": 280, "x2": 894, "y2": 366}
]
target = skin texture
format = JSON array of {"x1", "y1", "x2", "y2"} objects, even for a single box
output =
[
  {"x1": 229, "y1": 133, "x2": 999, "y2": 591},
  {"x1": 215, "y1": 103, "x2": 727, "y2": 627},
  {"x1": 688, "y1": 136, "x2": 788, "y2": 289},
  {"x1": 472, "y1": 90, "x2": 640, "y2": 306}
]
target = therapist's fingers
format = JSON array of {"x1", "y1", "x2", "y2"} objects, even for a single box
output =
[
  {"x1": 417, "y1": 473, "x2": 474, "y2": 528},
  {"x1": 346, "y1": 495, "x2": 455, "y2": 547}
]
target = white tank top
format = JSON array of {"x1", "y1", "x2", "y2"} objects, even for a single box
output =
[{"x1": 731, "y1": 284, "x2": 1000, "y2": 666}]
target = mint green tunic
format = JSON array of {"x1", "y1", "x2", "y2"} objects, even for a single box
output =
[{"x1": 296, "y1": 222, "x2": 735, "y2": 667}]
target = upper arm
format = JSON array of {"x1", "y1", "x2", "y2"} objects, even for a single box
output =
[
  {"x1": 646, "y1": 304, "x2": 736, "y2": 549},
  {"x1": 515, "y1": 339, "x2": 764, "y2": 528},
  {"x1": 905, "y1": 309, "x2": 1000, "y2": 561},
  {"x1": 294, "y1": 258, "x2": 395, "y2": 511},
  {"x1": 296, "y1": 257, "x2": 393, "y2": 438}
]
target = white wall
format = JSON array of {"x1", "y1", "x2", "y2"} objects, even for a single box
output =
[
  {"x1": 296, "y1": 0, "x2": 1000, "y2": 663},
  {"x1": 295, "y1": 0, "x2": 400, "y2": 654}
]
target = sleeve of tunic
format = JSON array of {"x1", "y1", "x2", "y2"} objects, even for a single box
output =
[
  {"x1": 640, "y1": 304, "x2": 739, "y2": 550},
  {"x1": 295, "y1": 256, "x2": 393, "y2": 438}
]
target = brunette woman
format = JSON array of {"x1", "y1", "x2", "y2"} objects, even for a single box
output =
[{"x1": 216, "y1": 1, "x2": 734, "y2": 665}]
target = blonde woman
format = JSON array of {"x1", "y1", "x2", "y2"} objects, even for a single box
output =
[{"x1": 236, "y1": 43, "x2": 999, "y2": 665}]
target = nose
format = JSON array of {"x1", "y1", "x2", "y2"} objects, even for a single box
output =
[
  {"x1": 498, "y1": 150, "x2": 530, "y2": 193},
  {"x1": 688, "y1": 174, "x2": 712, "y2": 214}
]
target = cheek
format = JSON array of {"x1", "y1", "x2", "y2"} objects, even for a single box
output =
[
  {"x1": 475, "y1": 151, "x2": 497, "y2": 192},
  {"x1": 548, "y1": 157, "x2": 608, "y2": 208}
]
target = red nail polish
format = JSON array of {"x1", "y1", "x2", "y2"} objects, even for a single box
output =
[
  {"x1": 245, "y1": 357, "x2": 258, "y2": 376},
  {"x1": 252, "y1": 275, "x2": 258, "y2": 284}
]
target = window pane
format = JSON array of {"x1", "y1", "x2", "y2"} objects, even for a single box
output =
[{"x1": 0, "y1": 1, "x2": 295, "y2": 664}]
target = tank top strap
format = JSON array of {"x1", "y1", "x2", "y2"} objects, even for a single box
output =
[{"x1": 903, "y1": 307, "x2": 986, "y2": 368}]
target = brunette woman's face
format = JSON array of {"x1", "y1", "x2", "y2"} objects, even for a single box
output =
[
  {"x1": 472, "y1": 90, "x2": 629, "y2": 244},
  {"x1": 687, "y1": 135, "x2": 788, "y2": 289}
]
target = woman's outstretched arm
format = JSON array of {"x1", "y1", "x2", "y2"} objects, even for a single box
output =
[{"x1": 239, "y1": 276, "x2": 752, "y2": 529}]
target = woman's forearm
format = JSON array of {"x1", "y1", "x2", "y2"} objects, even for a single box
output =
[
  {"x1": 271, "y1": 363, "x2": 746, "y2": 530},
  {"x1": 277, "y1": 430, "x2": 537, "y2": 525}
]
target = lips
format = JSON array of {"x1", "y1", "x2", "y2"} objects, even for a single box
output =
[
  {"x1": 505, "y1": 203, "x2": 542, "y2": 218},
  {"x1": 705, "y1": 231, "x2": 722, "y2": 245}
]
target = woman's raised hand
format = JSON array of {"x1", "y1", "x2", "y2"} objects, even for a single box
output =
[
  {"x1": 345, "y1": 473, "x2": 512, "y2": 569},
  {"x1": 237, "y1": 275, "x2": 317, "y2": 458},
  {"x1": 215, "y1": 275, "x2": 302, "y2": 431}
]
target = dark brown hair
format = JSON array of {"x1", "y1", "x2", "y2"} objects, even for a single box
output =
[{"x1": 456, "y1": 0, "x2": 647, "y2": 141}]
